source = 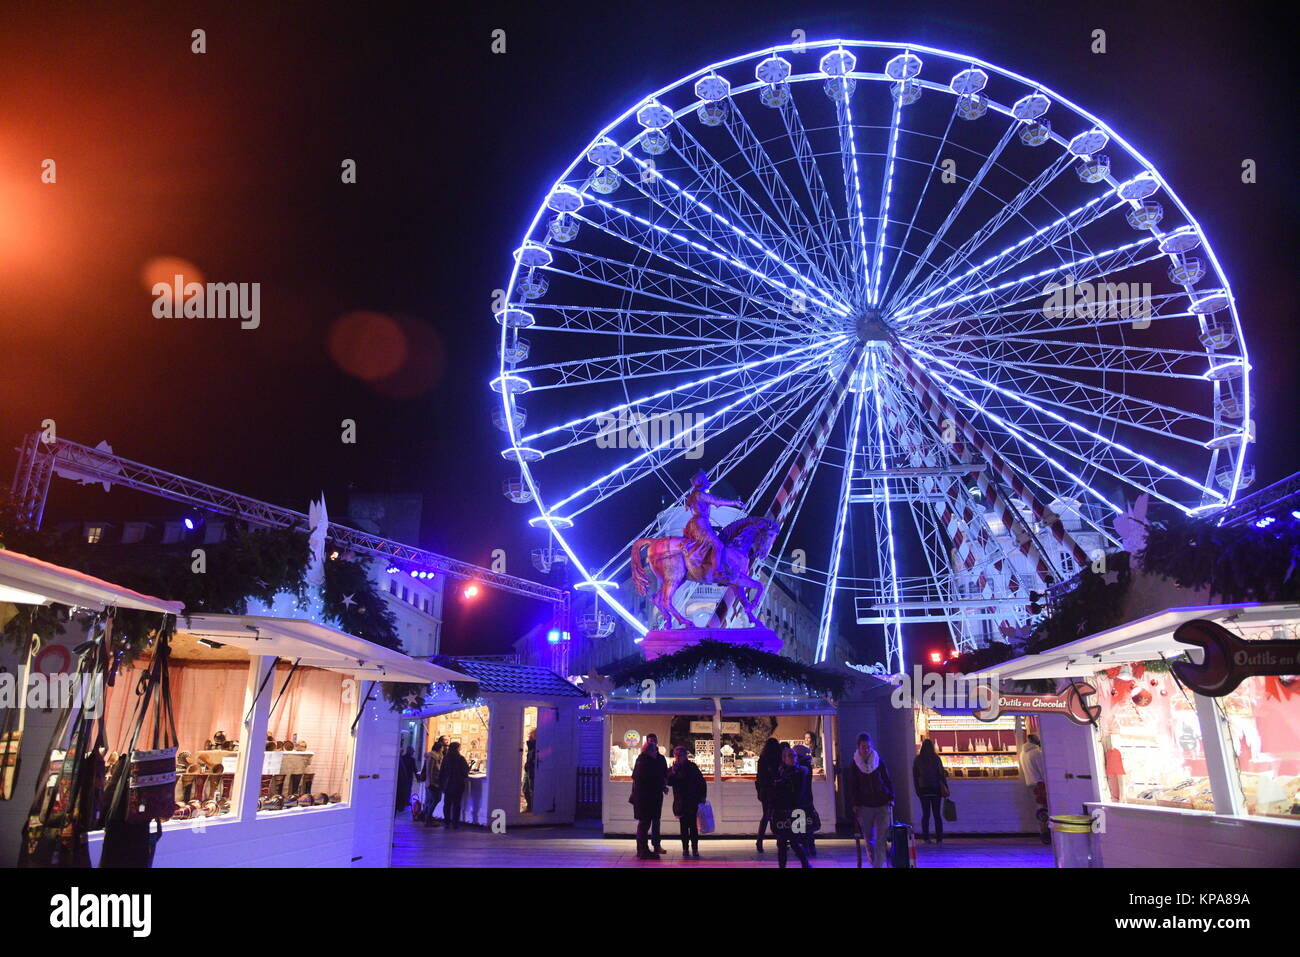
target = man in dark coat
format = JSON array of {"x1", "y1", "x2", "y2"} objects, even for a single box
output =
[
  {"x1": 439, "y1": 741, "x2": 471, "y2": 829},
  {"x1": 667, "y1": 746, "x2": 708, "y2": 858},
  {"x1": 395, "y1": 745, "x2": 418, "y2": 815},
  {"x1": 629, "y1": 733, "x2": 669, "y2": 860}
]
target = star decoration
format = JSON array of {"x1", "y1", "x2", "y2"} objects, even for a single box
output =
[
  {"x1": 402, "y1": 690, "x2": 424, "y2": 709},
  {"x1": 341, "y1": 594, "x2": 356, "y2": 608}
]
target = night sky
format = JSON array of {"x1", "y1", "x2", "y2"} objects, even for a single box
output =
[{"x1": 1, "y1": 0, "x2": 1294, "y2": 660}]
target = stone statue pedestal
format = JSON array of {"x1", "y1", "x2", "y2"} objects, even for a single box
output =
[{"x1": 641, "y1": 625, "x2": 783, "y2": 661}]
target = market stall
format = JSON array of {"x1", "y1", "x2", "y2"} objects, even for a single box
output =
[
  {"x1": 0, "y1": 550, "x2": 182, "y2": 865},
  {"x1": 2, "y1": 548, "x2": 474, "y2": 869},
  {"x1": 99, "y1": 613, "x2": 474, "y2": 867},
  {"x1": 601, "y1": 662, "x2": 838, "y2": 837},
  {"x1": 974, "y1": 602, "x2": 1300, "y2": 867},
  {"x1": 409, "y1": 658, "x2": 587, "y2": 827},
  {"x1": 831, "y1": 667, "x2": 1040, "y2": 834}
]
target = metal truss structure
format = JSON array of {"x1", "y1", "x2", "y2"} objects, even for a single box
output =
[{"x1": 10, "y1": 431, "x2": 566, "y2": 607}]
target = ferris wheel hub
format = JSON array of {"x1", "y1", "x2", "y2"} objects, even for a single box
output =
[{"x1": 853, "y1": 310, "x2": 892, "y2": 343}]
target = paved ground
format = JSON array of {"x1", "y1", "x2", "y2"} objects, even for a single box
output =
[{"x1": 392, "y1": 816, "x2": 1054, "y2": 868}]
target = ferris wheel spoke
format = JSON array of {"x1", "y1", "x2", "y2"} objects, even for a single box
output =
[
  {"x1": 834, "y1": 94, "x2": 873, "y2": 301},
  {"x1": 518, "y1": 338, "x2": 815, "y2": 392},
  {"x1": 888, "y1": 120, "x2": 1017, "y2": 310},
  {"x1": 868, "y1": 96, "x2": 905, "y2": 307},
  {"x1": 815, "y1": 380, "x2": 869, "y2": 663},
  {"x1": 914, "y1": 354, "x2": 1223, "y2": 506},
  {"x1": 720, "y1": 103, "x2": 854, "y2": 295},
  {"x1": 545, "y1": 252, "x2": 804, "y2": 335},
  {"x1": 618, "y1": 153, "x2": 851, "y2": 315},
  {"x1": 549, "y1": 345, "x2": 842, "y2": 517},
  {"x1": 904, "y1": 368, "x2": 1130, "y2": 519},
  {"x1": 908, "y1": 341, "x2": 1220, "y2": 438},
  {"x1": 878, "y1": 104, "x2": 957, "y2": 306},
  {"x1": 778, "y1": 94, "x2": 857, "y2": 287},
  {"x1": 897, "y1": 239, "x2": 1161, "y2": 333},
  {"x1": 900, "y1": 177, "x2": 1122, "y2": 316},
  {"x1": 895, "y1": 149, "x2": 1076, "y2": 311},
  {"x1": 916, "y1": 334, "x2": 1212, "y2": 381},
  {"x1": 911, "y1": 293, "x2": 1196, "y2": 342},
  {"x1": 670, "y1": 125, "x2": 846, "y2": 299},
  {"x1": 570, "y1": 204, "x2": 839, "y2": 323},
  {"x1": 526, "y1": 307, "x2": 764, "y2": 345},
  {"x1": 519, "y1": 336, "x2": 847, "y2": 452}
]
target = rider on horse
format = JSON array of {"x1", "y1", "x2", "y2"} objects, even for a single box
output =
[{"x1": 682, "y1": 470, "x2": 745, "y2": 582}]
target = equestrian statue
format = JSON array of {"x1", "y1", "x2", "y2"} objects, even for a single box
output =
[{"x1": 630, "y1": 471, "x2": 779, "y2": 630}]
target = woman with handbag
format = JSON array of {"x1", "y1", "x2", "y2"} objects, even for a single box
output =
[
  {"x1": 912, "y1": 737, "x2": 949, "y2": 844},
  {"x1": 770, "y1": 744, "x2": 811, "y2": 868},
  {"x1": 666, "y1": 747, "x2": 707, "y2": 859},
  {"x1": 754, "y1": 737, "x2": 780, "y2": 854}
]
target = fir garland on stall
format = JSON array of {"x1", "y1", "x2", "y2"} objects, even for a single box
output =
[
  {"x1": 605, "y1": 639, "x2": 849, "y2": 697},
  {"x1": 1138, "y1": 510, "x2": 1300, "y2": 603}
]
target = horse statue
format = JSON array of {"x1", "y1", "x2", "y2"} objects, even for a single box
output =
[{"x1": 630, "y1": 515, "x2": 780, "y2": 630}]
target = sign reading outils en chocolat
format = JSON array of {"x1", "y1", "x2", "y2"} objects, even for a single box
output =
[
  {"x1": 1171, "y1": 618, "x2": 1300, "y2": 697},
  {"x1": 973, "y1": 681, "x2": 1100, "y2": 726}
]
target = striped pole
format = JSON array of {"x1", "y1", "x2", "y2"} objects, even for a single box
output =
[
  {"x1": 710, "y1": 341, "x2": 866, "y2": 626},
  {"x1": 893, "y1": 346, "x2": 1090, "y2": 584}
]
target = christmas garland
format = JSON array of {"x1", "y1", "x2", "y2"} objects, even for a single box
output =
[
  {"x1": 1139, "y1": 510, "x2": 1300, "y2": 603},
  {"x1": 605, "y1": 639, "x2": 849, "y2": 697}
]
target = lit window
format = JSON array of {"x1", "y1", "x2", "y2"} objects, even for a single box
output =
[{"x1": 85, "y1": 525, "x2": 105, "y2": 544}]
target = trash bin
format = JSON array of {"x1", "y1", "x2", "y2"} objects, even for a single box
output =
[{"x1": 1048, "y1": 814, "x2": 1093, "y2": 867}]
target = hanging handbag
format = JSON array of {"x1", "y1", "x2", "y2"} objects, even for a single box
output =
[
  {"x1": 17, "y1": 629, "x2": 111, "y2": 868},
  {"x1": 101, "y1": 621, "x2": 176, "y2": 868},
  {"x1": 942, "y1": 797, "x2": 958, "y2": 822},
  {"x1": 0, "y1": 634, "x2": 39, "y2": 801}
]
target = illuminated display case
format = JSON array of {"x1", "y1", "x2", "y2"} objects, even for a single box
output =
[
  {"x1": 425, "y1": 705, "x2": 491, "y2": 777},
  {"x1": 916, "y1": 712, "x2": 1025, "y2": 779}
]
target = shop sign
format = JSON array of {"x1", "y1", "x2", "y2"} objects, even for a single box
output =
[
  {"x1": 973, "y1": 681, "x2": 1100, "y2": 725},
  {"x1": 689, "y1": 720, "x2": 740, "y2": 734},
  {"x1": 1171, "y1": 618, "x2": 1300, "y2": 697}
]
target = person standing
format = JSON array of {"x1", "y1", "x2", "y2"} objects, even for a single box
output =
[
  {"x1": 844, "y1": 733, "x2": 894, "y2": 867},
  {"x1": 912, "y1": 738, "x2": 949, "y2": 844},
  {"x1": 754, "y1": 737, "x2": 781, "y2": 854},
  {"x1": 395, "y1": 745, "x2": 418, "y2": 816},
  {"x1": 666, "y1": 746, "x2": 707, "y2": 858},
  {"x1": 629, "y1": 733, "x2": 669, "y2": 860},
  {"x1": 523, "y1": 729, "x2": 537, "y2": 813},
  {"x1": 793, "y1": 743, "x2": 818, "y2": 857},
  {"x1": 771, "y1": 744, "x2": 811, "y2": 868},
  {"x1": 1019, "y1": 732, "x2": 1050, "y2": 844},
  {"x1": 439, "y1": 741, "x2": 470, "y2": 829},
  {"x1": 421, "y1": 736, "x2": 447, "y2": 825}
]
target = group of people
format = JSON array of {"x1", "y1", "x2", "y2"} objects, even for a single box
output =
[
  {"x1": 628, "y1": 730, "x2": 959, "y2": 868},
  {"x1": 396, "y1": 737, "x2": 471, "y2": 828}
]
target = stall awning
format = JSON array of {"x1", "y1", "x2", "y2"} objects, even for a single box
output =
[
  {"x1": 0, "y1": 548, "x2": 183, "y2": 615},
  {"x1": 178, "y1": 613, "x2": 476, "y2": 685},
  {"x1": 970, "y1": 602, "x2": 1300, "y2": 681}
]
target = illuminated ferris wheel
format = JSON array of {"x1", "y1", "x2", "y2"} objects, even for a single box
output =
[{"x1": 490, "y1": 39, "x2": 1252, "y2": 671}]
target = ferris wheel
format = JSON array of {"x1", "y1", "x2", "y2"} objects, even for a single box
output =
[{"x1": 490, "y1": 39, "x2": 1252, "y2": 671}]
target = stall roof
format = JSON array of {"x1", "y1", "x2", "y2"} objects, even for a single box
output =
[
  {"x1": 179, "y1": 613, "x2": 475, "y2": 685},
  {"x1": 433, "y1": 658, "x2": 587, "y2": 697},
  {"x1": 0, "y1": 548, "x2": 183, "y2": 615},
  {"x1": 970, "y1": 602, "x2": 1300, "y2": 681}
]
